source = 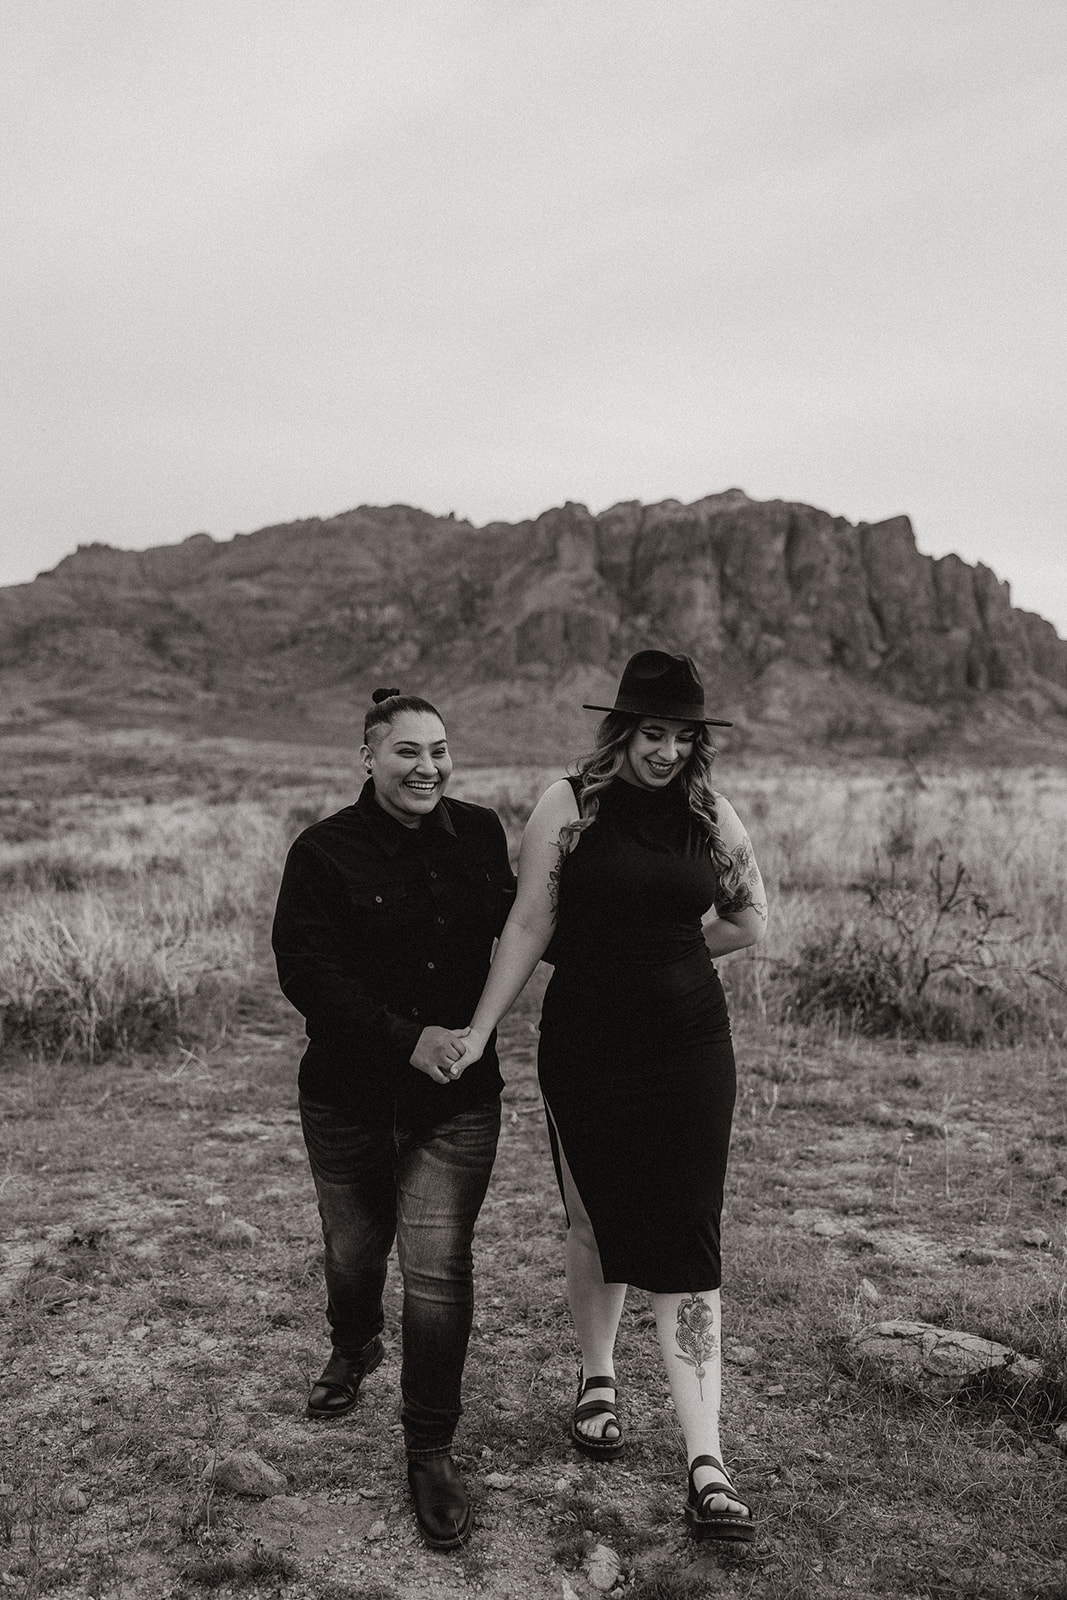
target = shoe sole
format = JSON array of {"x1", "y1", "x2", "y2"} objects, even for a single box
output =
[
  {"x1": 568, "y1": 1422, "x2": 625, "y2": 1461},
  {"x1": 415, "y1": 1508, "x2": 474, "y2": 1552},
  {"x1": 305, "y1": 1340, "x2": 385, "y2": 1420},
  {"x1": 684, "y1": 1505, "x2": 756, "y2": 1544}
]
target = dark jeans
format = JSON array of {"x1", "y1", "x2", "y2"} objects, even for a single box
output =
[{"x1": 299, "y1": 1094, "x2": 501, "y2": 1457}]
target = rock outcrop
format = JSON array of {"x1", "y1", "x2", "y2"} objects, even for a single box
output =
[{"x1": 0, "y1": 491, "x2": 1064, "y2": 754}]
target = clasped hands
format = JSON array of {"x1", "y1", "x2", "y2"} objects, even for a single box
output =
[{"x1": 409, "y1": 1025, "x2": 487, "y2": 1085}]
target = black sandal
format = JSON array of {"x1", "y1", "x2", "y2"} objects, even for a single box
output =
[
  {"x1": 568, "y1": 1370, "x2": 624, "y2": 1460},
  {"x1": 685, "y1": 1453, "x2": 755, "y2": 1543}
]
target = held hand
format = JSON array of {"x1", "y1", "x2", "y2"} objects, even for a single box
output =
[
  {"x1": 410, "y1": 1026, "x2": 470, "y2": 1085},
  {"x1": 446, "y1": 1030, "x2": 487, "y2": 1082}
]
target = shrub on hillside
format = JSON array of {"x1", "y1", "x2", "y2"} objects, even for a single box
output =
[{"x1": 786, "y1": 849, "x2": 1064, "y2": 1044}]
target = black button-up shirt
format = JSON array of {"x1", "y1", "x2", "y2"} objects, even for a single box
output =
[{"x1": 272, "y1": 779, "x2": 515, "y2": 1125}]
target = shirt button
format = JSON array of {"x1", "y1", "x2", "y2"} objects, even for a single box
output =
[
  {"x1": 436, "y1": 916, "x2": 445, "y2": 926},
  {"x1": 429, "y1": 870, "x2": 438, "y2": 879},
  {"x1": 411, "y1": 1007, "x2": 420, "y2": 1018},
  {"x1": 426, "y1": 961, "x2": 435, "y2": 971},
  {"x1": 374, "y1": 894, "x2": 383, "y2": 904}
]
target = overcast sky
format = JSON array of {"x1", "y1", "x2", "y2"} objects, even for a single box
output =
[{"x1": 3, "y1": 1, "x2": 1065, "y2": 633}]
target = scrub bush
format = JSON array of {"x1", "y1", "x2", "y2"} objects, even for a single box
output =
[{"x1": 786, "y1": 849, "x2": 1065, "y2": 1044}]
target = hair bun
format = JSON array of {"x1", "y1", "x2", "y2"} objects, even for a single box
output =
[{"x1": 371, "y1": 686, "x2": 402, "y2": 705}]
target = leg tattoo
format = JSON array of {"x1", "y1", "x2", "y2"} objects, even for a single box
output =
[{"x1": 674, "y1": 1294, "x2": 718, "y2": 1402}]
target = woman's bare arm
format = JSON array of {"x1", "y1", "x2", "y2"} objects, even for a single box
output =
[
  {"x1": 701, "y1": 795, "x2": 768, "y2": 959},
  {"x1": 455, "y1": 780, "x2": 579, "y2": 1068}
]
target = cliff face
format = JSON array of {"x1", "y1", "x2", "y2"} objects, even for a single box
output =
[{"x1": 0, "y1": 491, "x2": 1064, "y2": 752}]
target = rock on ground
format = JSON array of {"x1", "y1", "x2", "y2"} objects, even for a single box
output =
[{"x1": 850, "y1": 1320, "x2": 1043, "y2": 1392}]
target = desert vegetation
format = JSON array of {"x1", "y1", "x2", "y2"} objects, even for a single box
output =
[
  {"x1": 1, "y1": 733, "x2": 1065, "y2": 1598},
  {"x1": 3, "y1": 748, "x2": 1065, "y2": 1063}
]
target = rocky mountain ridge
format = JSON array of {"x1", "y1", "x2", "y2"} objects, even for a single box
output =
[{"x1": 1, "y1": 490, "x2": 1064, "y2": 760}]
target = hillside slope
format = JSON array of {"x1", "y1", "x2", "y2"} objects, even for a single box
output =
[{"x1": 2, "y1": 492, "x2": 1064, "y2": 759}]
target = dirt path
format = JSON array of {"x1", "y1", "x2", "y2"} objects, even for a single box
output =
[{"x1": 1, "y1": 986, "x2": 1065, "y2": 1599}]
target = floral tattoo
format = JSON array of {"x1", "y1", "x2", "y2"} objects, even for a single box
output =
[
  {"x1": 675, "y1": 1294, "x2": 718, "y2": 1401},
  {"x1": 547, "y1": 841, "x2": 566, "y2": 918},
  {"x1": 714, "y1": 836, "x2": 765, "y2": 919}
]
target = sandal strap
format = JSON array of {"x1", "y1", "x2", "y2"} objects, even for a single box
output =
[
  {"x1": 689, "y1": 1454, "x2": 749, "y2": 1514},
  {"x1": 578, "y1": 1373, "x2": 616, "y2": 1396},
  {"x1": 694, "y1": 1483, "x2": 751, "y2": 1516},
  {"x1": 573, "y1": 1397, "x2": 620, "y2": 1425}
]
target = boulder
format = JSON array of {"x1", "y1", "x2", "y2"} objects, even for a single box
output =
[{"x1": 850, "y1": 1319, "x2": 1042, "y2": 1392}]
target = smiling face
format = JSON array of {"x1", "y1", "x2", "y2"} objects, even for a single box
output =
[
  {"x1": 619, "y1": 717, "x2": 697, "y2": 789},
  {"x1": 362, "y1": 710, "x2": 453, "y2": 827}
]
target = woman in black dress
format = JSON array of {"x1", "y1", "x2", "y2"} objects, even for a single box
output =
[{"x1": 454, "y1": 651, "x2": 767, "y2": 1542}]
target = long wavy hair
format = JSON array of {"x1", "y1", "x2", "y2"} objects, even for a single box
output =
[{"x1": 559, "y1": 711, "x2": 737, "y2": 889}]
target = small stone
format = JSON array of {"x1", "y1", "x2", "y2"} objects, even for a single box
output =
[
  {"x1": 765, "y1": 1384, "x2": 786, "y2": 1397},
  {"x1": 484, "y1": 1471, "x2": 516, "y2": 1490},
  {"x1": 211, "y1": 1450, "x2": 288, "y2": 1497},
  {"x1": 216, "y1": 1219, "x2": 260, "y2": 1247},
  {"x1": 1022, "y1": 1228, "x2": 1051, "y2": 1248},
  {"x1": 1049, "y1": 1175, "x2": 1067, "y2": 1201},
  {"x1": 584, "y1": 1543, "x2": 621, "y2": 1591},
  {"x1": 725, "y1": 1344, "x2": 758, "y2": 1366},
  {"x1": 813, "y1": 1220, "x2": 844, "y2": 1237},
  {"x1": 57, "y1": 1485, "x2": 88, "y2": 1513},
  {"x1": 75, "y1": 1361, "x2": 89, "y2": 1376},
  {"x1": 562, "y1": 1580, "x2": 582, "y2": 1600},
  {"x1": 127, "y1": 1325, "x2": 150, "y2": 1342},
  {"x1": 79, "y1": 1417, "x2": 94, "y2": 1434},
  {"x1": 366, "y1": 1517, "x2": 387, "y2": 1540},
  {"x1": 1053, "y1": 1422, "x2": 1067, "y2": 1451},
  {"x1": 47, "y1": 1367, "x2": 65, "y2": 1378},
  {"x1": 857, "y1": 1278, "x2": 881, "y2": 1304}
]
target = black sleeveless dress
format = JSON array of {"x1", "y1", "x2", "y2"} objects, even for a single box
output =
[{"x1": 538, "y1": 774, "x2": 736, "y2": 1293}]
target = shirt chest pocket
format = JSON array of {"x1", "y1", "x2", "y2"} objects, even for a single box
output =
[{"x1": 346, "y1": 880, "x2": 422, "y2": 929}]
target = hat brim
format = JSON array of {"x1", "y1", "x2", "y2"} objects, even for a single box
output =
[{"x1": 581, "y1": 702, "x2": 733, "y2": 728}]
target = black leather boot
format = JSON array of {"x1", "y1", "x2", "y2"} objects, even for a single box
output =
[
  {"x1": 305, "y1": 1335, "x2": 384, "y2": 1419},
  {"x1": 406, "y1": 1454, "x2": 473, "y2": 1550}
]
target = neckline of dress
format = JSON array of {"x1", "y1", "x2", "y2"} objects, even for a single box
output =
[{"x1": 610, "y1": 775, "x2": 684, "y2": 805}]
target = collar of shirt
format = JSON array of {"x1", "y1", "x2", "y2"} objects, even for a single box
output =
[{"x1": 354, "y1": 778, "x2": 457, "y2": 856}]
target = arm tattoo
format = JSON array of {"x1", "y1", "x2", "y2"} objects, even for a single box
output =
[
  {"x1": 547, "y1": 841, "x2": 566, "y2": 918},
  {"x1": 714, "y1": 836, "x2": 765, "y2": 918},
  {"x1": 675, "y1": 1294, "x2": 718, "y2": 1401}
]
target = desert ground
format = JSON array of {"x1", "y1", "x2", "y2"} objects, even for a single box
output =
[{"x1": 1, "y1": 727, "x2": 1065, "y2": 1600}]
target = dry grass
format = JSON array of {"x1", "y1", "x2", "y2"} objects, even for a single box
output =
[
  {"x1": 0, "y1": 996, "x2": 1064, "y2": 1598},
  {"x1": 3, "y1": 741, "x2": 1065, "y2": 1064}
]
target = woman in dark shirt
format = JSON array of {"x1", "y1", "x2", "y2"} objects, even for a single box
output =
[{"x1": 272, "y1": 688, "x2": 514, "y2": 1552}]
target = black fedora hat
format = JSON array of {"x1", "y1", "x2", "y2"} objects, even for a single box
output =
[{"x1": 583, "y1": 650, "x2": 732, "y2": 727}]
